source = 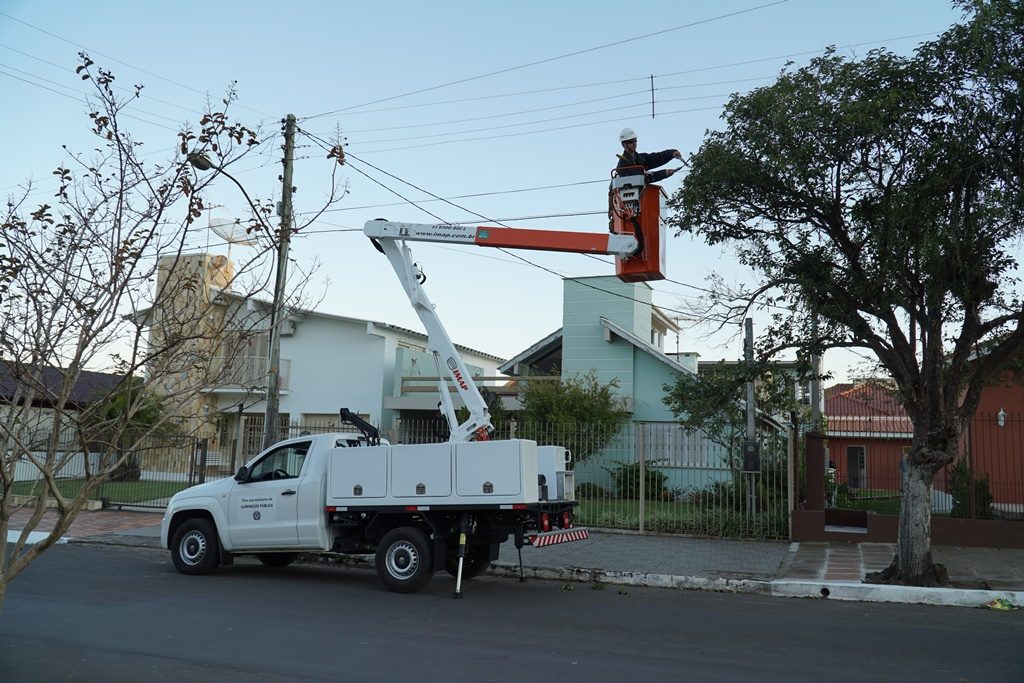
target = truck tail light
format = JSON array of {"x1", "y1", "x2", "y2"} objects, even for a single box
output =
[
  {"x1": 540, "y1": 513, "x2": 551, "y2": 532},
  {"x1": 562, "y1": 511, "x2": 571, "y2": 529}
]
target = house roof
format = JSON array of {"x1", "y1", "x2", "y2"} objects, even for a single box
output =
[
  {"x1": 825, "y1": 382, "x2": 908, "y2": 417},
  {"x1": 140, "y1": 288, "x2": 506, "y2": 364},
  {"x1": 498, "y1": 329, "x2": 563, "y2": 375},
  {"x1": 500, "y1": 318, "x2": 699, "y2": 378},
  {"x1": 0, "y1": 361, "x2": 124, "y2": 408},
  {"x1": 825, "y1": 382, "x2": 912, "y2": 437},
  {"x1": 599, "y1": 318, "x2": 696, "y2": 376}
]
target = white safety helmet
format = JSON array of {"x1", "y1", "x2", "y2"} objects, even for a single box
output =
[{"x1": 619, "y1": 127, "x2": 637, "y2": 143}]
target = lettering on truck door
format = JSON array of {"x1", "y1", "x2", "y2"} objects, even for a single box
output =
[{"x1": 227, "y1": 440, "x2": 310, "y2": 548}]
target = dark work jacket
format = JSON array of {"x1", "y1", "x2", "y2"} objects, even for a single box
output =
[{"x1": 615, "y1": 149, "x2": 678, "y2": 183}]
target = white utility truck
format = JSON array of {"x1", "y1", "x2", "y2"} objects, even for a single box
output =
[{"x1": 162, "y1": 179, "x2": 665, "y2": 595}]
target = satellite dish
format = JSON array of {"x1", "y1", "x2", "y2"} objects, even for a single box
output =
[
  {"x1": 209, "y1": 217, "x2": 257, "y2": 247},
  {"x1": 209, "y1": 216, "x2": 257, "y2": 265}
]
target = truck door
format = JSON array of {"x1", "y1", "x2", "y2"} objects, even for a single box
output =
[{"x1": 227, "y1": 440, "x2": 310, "y2": 549}]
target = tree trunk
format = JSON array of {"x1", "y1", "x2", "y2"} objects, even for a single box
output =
[{"x1": 867, "y1": 462, "x2": 949, "y2": 586}]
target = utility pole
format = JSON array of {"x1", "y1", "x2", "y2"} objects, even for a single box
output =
[
  {"x1": 744, "y1": 318, "x2": 756, "y2": 441},
  {"x1": 810, "y1": 316, "x2": 822, "y2": 428},
  {"x1": 262, "y1": 113, "x2": 296, "y2": 450},
  {"x1": 743, "y1": 317, "x2": 759, "y2": 514}
]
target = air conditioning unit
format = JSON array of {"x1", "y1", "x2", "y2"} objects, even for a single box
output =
[{"x1": 280, "y1": 319, "x2": 296, "y2": 336}]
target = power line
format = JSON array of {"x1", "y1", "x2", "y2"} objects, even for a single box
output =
[
  {"x1": 0, "y1": 10, "x2": 275, "y2": 119},
  {"x1": 0, "y1": 67, "x2": 180, "y2": 132},
  {"x1": 302, "y1": 1, "x2": 788, "y2": 120},
  {"x1": 0, "y1": 61, "x2": 187, "y2": 125},
  {"x1": 300, "y1": 30, "x2": 937, "y2": 129},
  {"x1": 298, "y1": 179, "x2": 608, "y2": 217},
  {"x1": 354, "y1": 101, "x2": 649, "y2": 146},
  {"x1": 353, "y1": 105, "x2": 722, "y2": 155},
  {"x1": 0, "y1": 42, "x2": 211, "y2": 117},
  {"x1": 297, "y1": 127, "x2": 712, "y2": 317},
  {"x1": 658, "y1": 30, "x2": 941, "y2": 78},
  {"x1": 341, "y1": 88, "x2": 651, "y2": 134},
  {"x1": 329, "y1": 77, "x2": 651, "y2": 117}
]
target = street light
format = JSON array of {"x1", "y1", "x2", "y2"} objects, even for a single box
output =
[{"x1": 187, "y1": 147, "x2": 292, "y2": 451}]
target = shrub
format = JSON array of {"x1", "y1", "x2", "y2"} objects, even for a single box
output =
[
  {"x1": 574, "y1": 482, "x2": 609, "y2": 500},
  {"x1": 948, "y1": 459, "x2": 993, "y2": 519},
  {"x1": 687, "y1": 476, "x2": 783, "y2": 513},
  {"x1": 604, "y1": 461, "x2": 672, "y2": 501},
  {"x1": 108, "y1": 454, "x2": 142, "y2": 482}
]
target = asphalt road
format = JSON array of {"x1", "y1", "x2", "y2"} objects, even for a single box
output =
[{"x1": 1, "y1": 544, "x2": 1022, "y2": 683}]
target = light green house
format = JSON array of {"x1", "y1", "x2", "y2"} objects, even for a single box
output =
[{"x1": 500, "y1": 276, "x2": 742, "y2": 494}]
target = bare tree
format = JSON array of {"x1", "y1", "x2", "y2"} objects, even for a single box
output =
[{"x1": 0, "y1": 55, "x2": 338, "y2": 610}]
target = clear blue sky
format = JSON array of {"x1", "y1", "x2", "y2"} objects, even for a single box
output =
[{"x1": 1, "y1": 1, "x2": 963, "y2": 382}]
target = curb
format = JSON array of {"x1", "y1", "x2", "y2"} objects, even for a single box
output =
[
  {"x1": 66, "y1": 535, "x2": 1024, "y2": 608},
  {"x1": 489, "y1": 562, "x2": 770, "y2": 594},
  {"x1": 303, "y1": 554, "x2": 770, "y2": 594},
  {"x1": 67, "y1": 535, "x2": 162, "y2": 549},
  {"x1": 770, "y1": 579, "x2": 1024, "y2": 609}
]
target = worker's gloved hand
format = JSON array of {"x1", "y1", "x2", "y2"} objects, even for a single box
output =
[{"x1": 672, "y1": 150, "x2": 683, "y2": 160}]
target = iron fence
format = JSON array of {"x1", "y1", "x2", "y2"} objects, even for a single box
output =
[
  {"x1": 11, "y1": 418, "x2": 794, "y2": 538},
  {"x1": 391, "y1": 418, "x2": 793, "y2": 540},
  {"x1": 826, "y1": 411, "x2": 1024, "y2": 521}
]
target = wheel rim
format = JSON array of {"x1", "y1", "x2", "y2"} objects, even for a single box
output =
[
  {"x1": 179, "y1": 530, "x2": 208, "y2": 566},
  {"x1": 385, "y1": 540, "x2": 419, "y2": 580}
]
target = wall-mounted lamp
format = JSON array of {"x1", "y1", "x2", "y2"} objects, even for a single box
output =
[{"x1": 997, "y1": 408, "x2": 1006, "y2": 427}]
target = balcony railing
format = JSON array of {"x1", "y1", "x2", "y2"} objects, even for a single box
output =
[
  {"x1": 209, "y1": 356, "x2": 291, "y2": 391},
  {"x1": 398, "y1": 375, "x2": 558, "y2": 397}
]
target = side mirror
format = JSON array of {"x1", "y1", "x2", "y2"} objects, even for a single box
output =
[{"x1": 234, "y1": 466, "x2": 249, "y2": 482}]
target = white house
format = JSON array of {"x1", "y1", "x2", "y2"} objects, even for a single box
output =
[{"x1": 147, "y1": 254, "x2": 505, "y2": 461}]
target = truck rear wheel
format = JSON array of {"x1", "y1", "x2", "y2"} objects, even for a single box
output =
[
  {"x1": 375, "y1": 527, "x2": 433, "y2": 593},
  {"x1": 170, "y1": 518, "x2": 221, "y2": 575},
  {"x1": 444, "y1": 545, "x2": 491, "y2": 579}
]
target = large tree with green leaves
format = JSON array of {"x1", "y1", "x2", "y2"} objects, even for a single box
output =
[{"x1": 668, "y1": 1, "x2": 1022, "y2": 584}]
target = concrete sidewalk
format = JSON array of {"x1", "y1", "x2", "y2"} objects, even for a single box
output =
[{"x1": 10, "y1": 509, "x2": 1024, "y2": 609}]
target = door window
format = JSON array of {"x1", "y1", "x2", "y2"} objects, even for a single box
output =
[
  {"x1": 248, "y1": 441, "x2": 311, "y2": 481},
  {"x1": 846, "y1": 445, "x2": 866, "y2": 489}
]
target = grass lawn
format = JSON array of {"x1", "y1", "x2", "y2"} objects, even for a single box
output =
[
  {"x1": 576, "y1": 497, "x2": 698, "y2": 522},
  {"x1": 9, "y1": 479, "x2": 191, "y2": 504},
  {"x1": 839, "y1": 488, "x2": 902, "y2": 515}
]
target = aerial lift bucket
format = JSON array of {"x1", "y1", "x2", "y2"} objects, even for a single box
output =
[{"x1": 610, "y1": 168, "x2": 666, "y2": 282}]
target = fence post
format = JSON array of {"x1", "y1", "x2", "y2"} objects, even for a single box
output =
[
  {"x1": 787, "y1": 427, "x2": 796, "y2": 540},
  {"x1": 231, "y1": 403, "x2": 244, "y2": 474},
  {"x1": 197, "y1": 438, "x2": 209, "y2": 485},
  {"x1": 638, "y1": 422, "x2": 646, "y2": 533}
]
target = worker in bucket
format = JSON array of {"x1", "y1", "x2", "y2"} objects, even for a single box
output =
[
  {"x1": 609, "y1": 127, "x2": 682, "y2": 230},
  {"x1": 615, "y1": 127, "x2": 682, "y2": 183}
]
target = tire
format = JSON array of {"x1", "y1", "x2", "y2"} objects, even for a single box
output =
[
  {"x1": 375, "y1": 527, "x2": 434, "y2": 593},
  {"x1": 257, "y1": 553, "x2": 299, "y2": 568},
  {"x1": 170, "y1": 518, "x2": 221, "y2": 575},
  {"x1": 444, "y1": 544, "x2": 491, "y2": 579}
]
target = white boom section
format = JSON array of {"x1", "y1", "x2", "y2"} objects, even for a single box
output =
[
  {"x1": 364, "y1": 220, "x2": 639, "y2": 256},
  {"x1": 371, "y1": 234, "x2": 493, "y2": 443},
  {"x1": 364, "y1": 218, "x2": 642, "y2": 444}
]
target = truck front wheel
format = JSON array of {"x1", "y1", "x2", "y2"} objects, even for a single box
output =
[
  {"x1": 375, "y1": 527, "x2": 433, "y2": 593},
  {"x1": 171, "y1": 518, "x2": 221, "y2": 575}
]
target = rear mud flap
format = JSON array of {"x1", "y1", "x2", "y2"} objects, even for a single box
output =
[{"x1": 526, "y1": 528, "x2": 589, "y2": 548}]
